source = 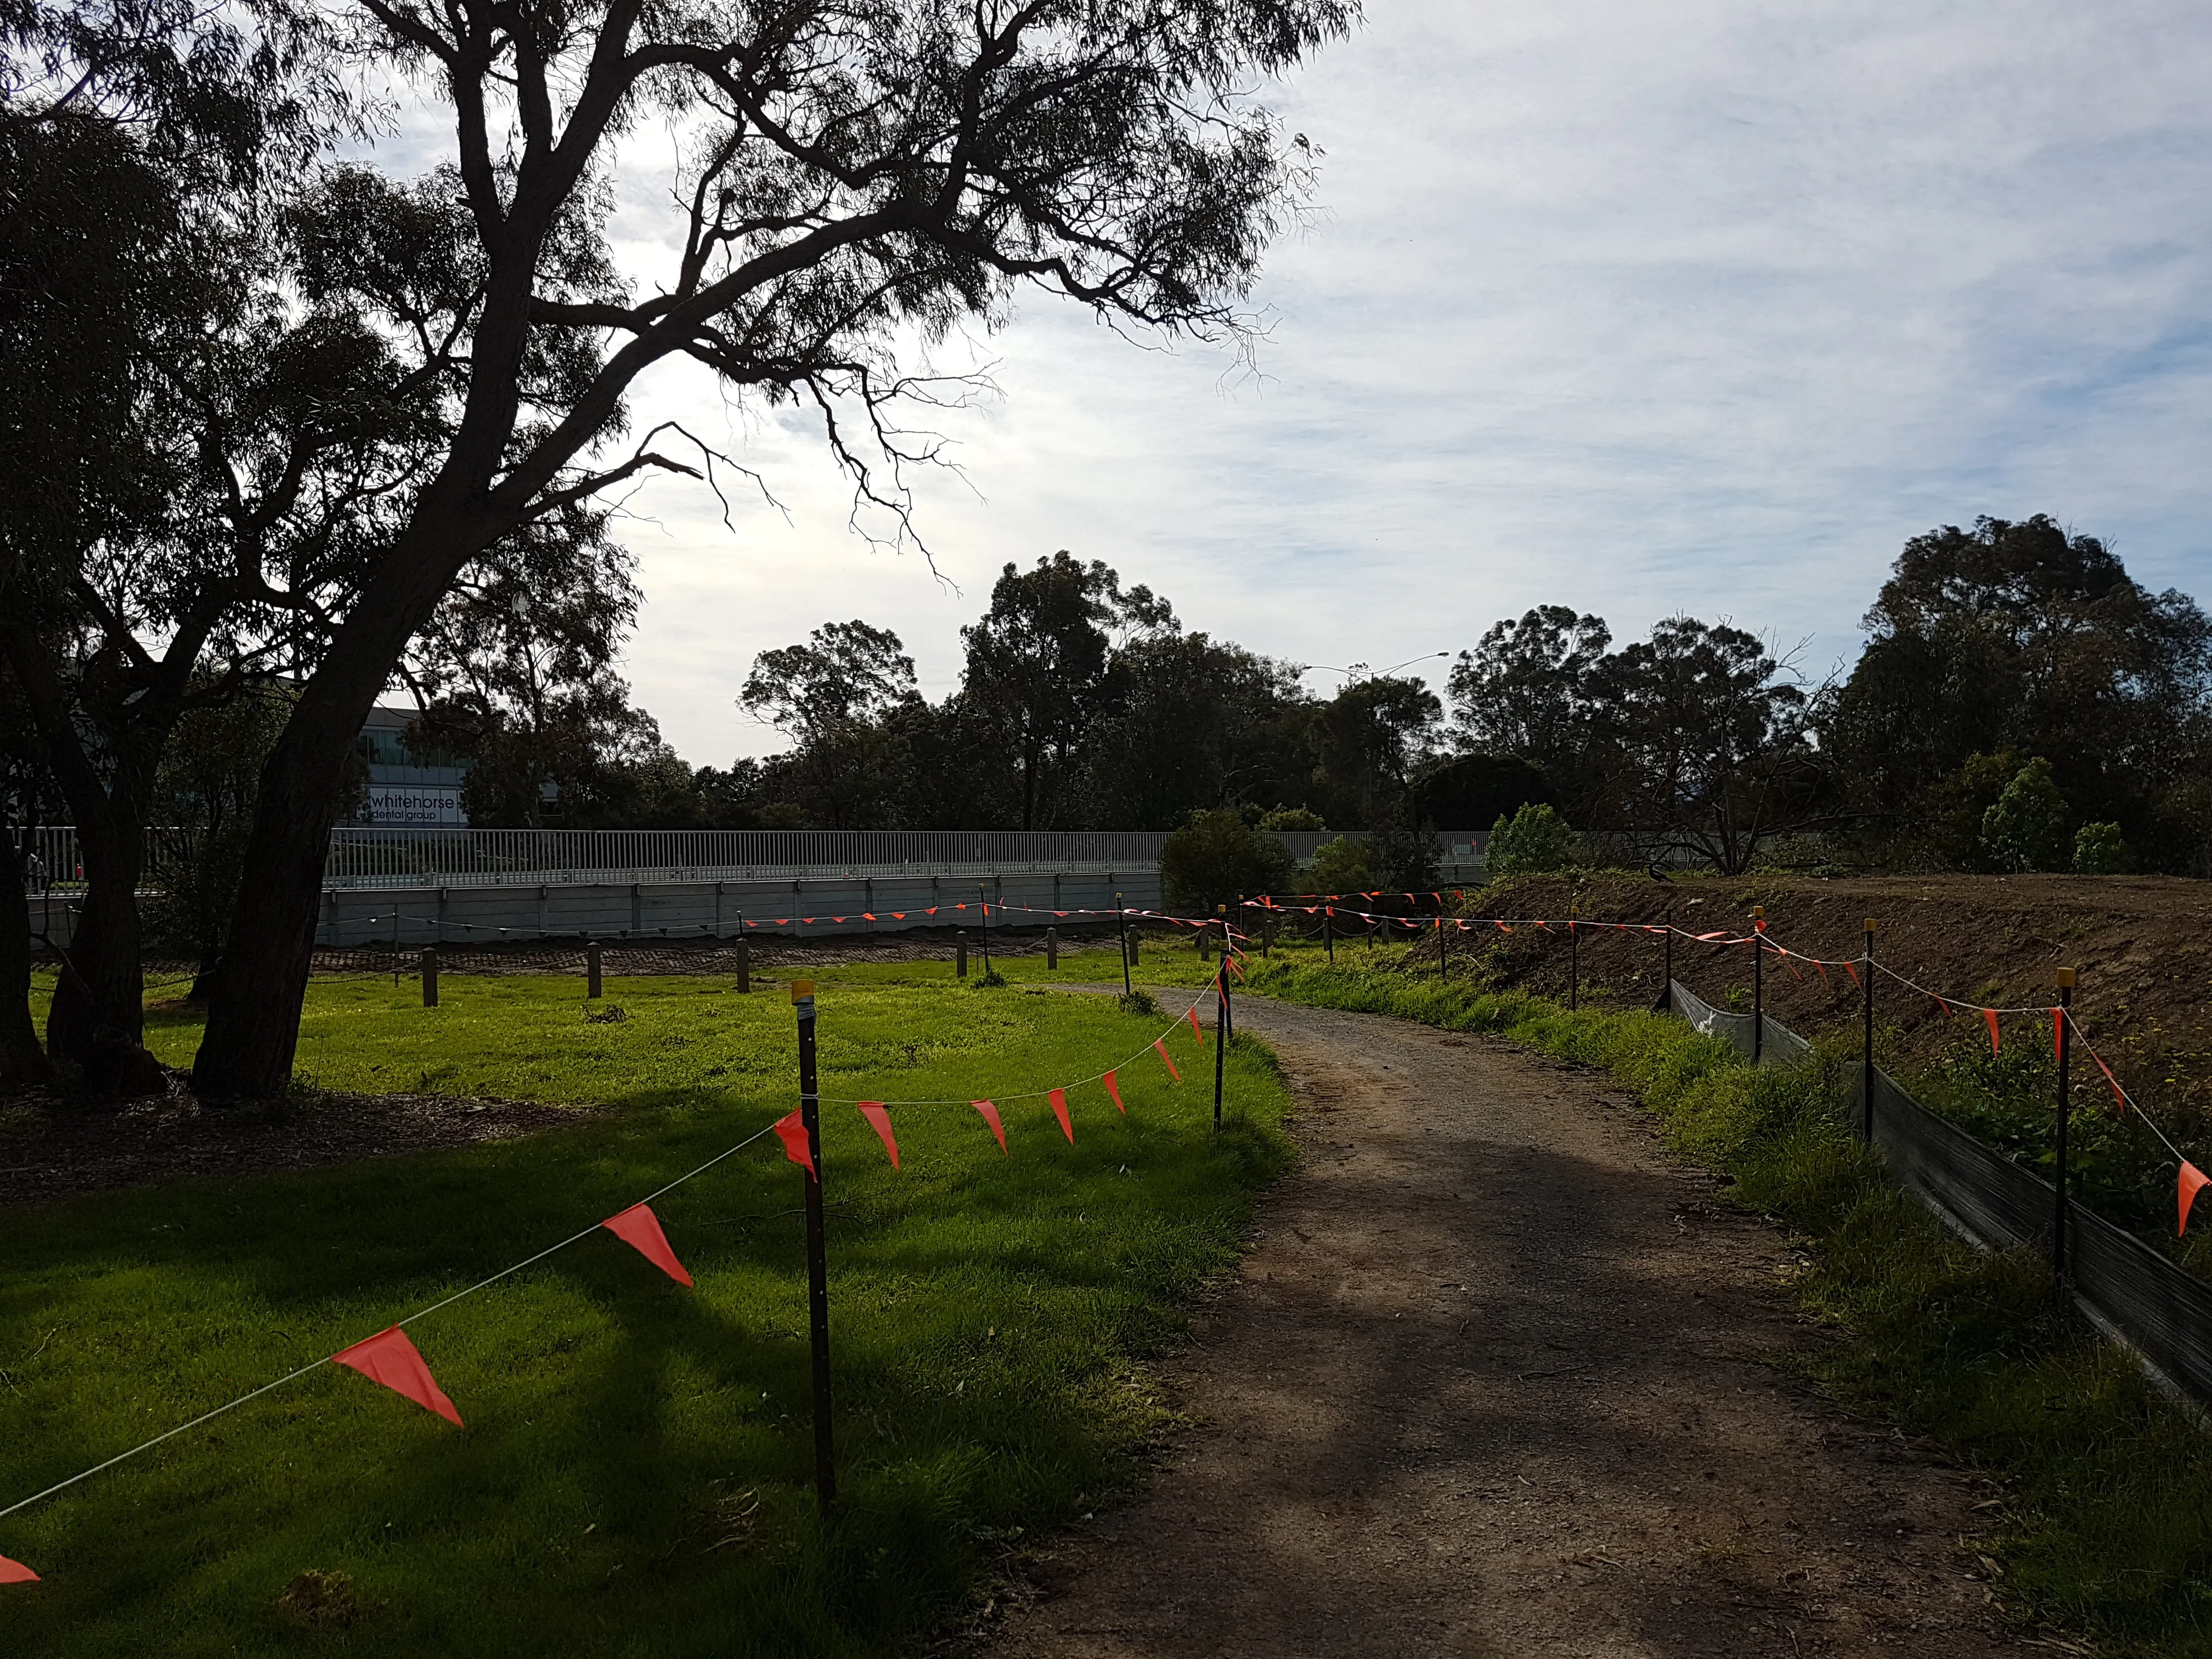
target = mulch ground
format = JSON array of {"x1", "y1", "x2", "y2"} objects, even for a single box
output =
[{"x1": 0, "y1": 1086, "x2": 584, "y2": 1210}]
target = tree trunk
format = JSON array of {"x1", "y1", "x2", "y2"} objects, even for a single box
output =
[
  {"x1": 0, "y1": 830, "x2": 51, "y2": 1091},
  {"x1": 193, "y1": 510, "x2": 494, "y2": 1098}
]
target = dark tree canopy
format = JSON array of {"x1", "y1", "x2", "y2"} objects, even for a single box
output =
[{"x1": 1821, "y1": 515, "x2": 2212, "y2": 870}]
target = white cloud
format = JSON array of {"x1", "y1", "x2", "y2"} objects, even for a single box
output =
[{"x1": 391, "y1": 0, "x2": 2212, "y2": 762}]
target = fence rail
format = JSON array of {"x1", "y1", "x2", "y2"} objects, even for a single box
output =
[
  {"x1": 24, "y1": 825, "x2": 1493, "y2": 892},
  {"x1": 1667, "y1": 978, "x2": 2212, "y2": 1407}
]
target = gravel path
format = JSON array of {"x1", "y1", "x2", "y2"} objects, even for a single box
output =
[{"x1": 961, "y1": 995, "x2": 2027, "y2": 1657}]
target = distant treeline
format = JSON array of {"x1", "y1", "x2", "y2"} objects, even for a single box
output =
[{"x1": 416, "y1": 516, "x2": 2209, "y2": 879}]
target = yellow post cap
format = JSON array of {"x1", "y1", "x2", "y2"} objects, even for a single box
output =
[
  {"x1": 1864, "y1": 917, "x2": 1878, "y2": 932},
  {"x1": 2057, "y1": 967, "x2": 2078, "y2": 988},
  {"x1": 791, "y1": 979, "x2": 815, "y2": 1001}
]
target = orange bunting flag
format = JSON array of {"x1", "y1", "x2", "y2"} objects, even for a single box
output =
[
  {"x1": 1187, "y1": 1003, "x2": 1206, "y2": 1045},
  {"x1": 1842, "y1": 960, "x2": 1860, "y2": 988},
  {"x1": 1983, "y1": 1008, "x2": 2001, "y2": 1054},
  {"x1": 330, "y1": 1327, "x2": 463, "y2": 1426},
  {"x1": 972, "y1": 1099, "x2": 1006, "y2": 1153},
  {"x1": 1814, "y1": 958, "x2": 1830, "y2": 983},
  {"x1": 774, "y1": 1109, "x2": 815, "y2": 1178},
  {"x1": 861, "y1": 912, "x2": 877, "y2": 921},
  {"x1": 857, "y1": 1103, "x2": 899, "y2": 1168},
  {"x1": 1049, "y1": 1087, "x2": 1074, "y2": 1144},
  {"x1": 1696, "y1": 930, "x2": 1727, "y2": 941},
  {"x1": 602, "y1": 1203, "x2": 693, "y2": 1288},
  {"x1": 1495, "y1": 921, "x2": 1513, "y2": 933},
  {"x1": 0, "y1": 1555, "x2": 36, "y2": 1584},
  {"x1": 1931, "y1": 996, "x2": 1950, "y2": 1017},
  {"x1": 2182, "y1": 1163, "x2": 2210, "y2": 1235},
  {"x1": 1230, "y1": 955, "x2": 1246, "y2": 979},
  {"x1": 2052, "y1": 1009, "x2": 2064, "y2": 1065},
  {"x1": 1103, "y1": 1070, "x2": 1126, "y2": 1114},
  {"x1": 1153, "y1": 1038, "x2": 1181, "y2": 1081},
  {"x1": 2089, "y1": 1050, "x2": 2128, "y2": 1113}
]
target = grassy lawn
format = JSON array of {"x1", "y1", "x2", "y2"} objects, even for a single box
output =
[
  {"x1": 1247, "y1": 960, "x2": 2212, "y2": 1657},
  {"x1": 1, "y1": 974, "x2": 1290, "y2": 1657}
]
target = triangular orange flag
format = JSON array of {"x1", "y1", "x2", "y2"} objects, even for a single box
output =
[
  {"x1": 1103, "y1": 1070, "x2": 1125, "y2": 1114},
  {"x1": 330, "y1": 1327, "x2": 463, "y2": 1426},
  {"x1": 1842, "y1": 960, "x2": 1860, "y2": 987},
  {"x1": 1984, "y1": 1008, "x2": 2001, "y2": 1055},
  {"x1": 1153, "y1": 1039, "x2": 1180, "y2": 1081},
  {"x1": 2052, "y1": 1008, "x2": 2063, "y2": 1064},
  {"x1": 2089, "y1": 1050, "x2": 2128, "y2": 1113},
  {"x1": 1049, "y1": 1088, "x2": 1074, "y2": 1143},
  {"x1": 2183, "y1": 1163, "x2": 2210, "y2": 1235},
  {"x1": 602, "y1": 1203, "x2": 693, "y2": 1287},
  {"x1": 857, "y1": 1102, "x2": 899, "y2": 1168},
  {"x1": 972, "y1": 1100, "x2": 1006, "y2": 1153},
  {"x1": 0, "y1": 1555, "x2": 37, "y2": 1583},
  {"x1": 774, "y1": 1109, "x2": 815, "y2": 1177},
  {"x1": 1187, "y1": 1003, "x2": 1206, "y2": 1045}
]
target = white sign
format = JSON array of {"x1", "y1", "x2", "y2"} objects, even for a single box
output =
[{"x1": 366, "y1": 784, "x2": 467, "y2": 826}]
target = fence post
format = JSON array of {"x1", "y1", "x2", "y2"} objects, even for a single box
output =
[
  {"x1": 793, "y1": 978, "x2": 836, "y2": 1513},
  {"x1": 979, "y1": 885, "x2": 992, "y2": 976},
  {"x1": 1198, "y1": 918, "x2": 1210, "y2": 963},
  {"x1": 586, "y1": 940, "x2": 602, "y2": 1000},
  {"x1": 955, "y1": 930, "x2": 968, "y2": 978},
  {"x1": 1324, "y1": 906, "x2": 1334, "y2": 966},
  {"x1": 421, "y1": 947, "x2": 438, "y2": 1007},
  {"x1": 1750, "y1": 905, "x2": 1765, "y2": 1065},
  {"x1": 1568, "y1": 914, "x2": 1578, "y2": 1011},
  {"x1": 734, "y1": 933, "x2": 750, "y2": 995},
  {"x1": 1660, "y1": 914, "x2": 1674, "y2": 1012},
  {"x1": 1860, "y1": 918, "x2": 1877, "y2": 1140},
  {"x1": 2054, "y1": 967, "x2": 2076, "y2": 1289},
  {"x1": 1437, "y1": 906, "x2": 1446, "y2": 978},
  {"x1": 1117, "y1": 893, "x2": 1131, "y2": 996},
  {"x1": 1214, "y1": 961, "x2": 1226, "y2": 1131},
  {"x1": 1046, "y1": 926, "x2": 1059, "y2": 970}
]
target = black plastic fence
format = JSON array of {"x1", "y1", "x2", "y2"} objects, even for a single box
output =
[{"x1": 1666, "y1": 978, "x2": 2212, "y2": 1404}]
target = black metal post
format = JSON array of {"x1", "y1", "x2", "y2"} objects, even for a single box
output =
[
  {"x1": 734, "y1": 928, "x2": 749, "y2": 995},
  {"x1": 586, "y1": 940, "x2": 602, "y2": 1000},
  {"x1": 979, "y1": 885, "x2": 991, "y2": 975},
  {"x1": 1324, "y1": 906, "x2": 1334, "y2": 966},
  {"x1": 1213, "y1": 964, "x2": 1226, "y2": 1131},
  {"x1": 1750, "y1": 905, "x2": 1765, "y2": 1065},
  {"x1": 794, "y1": 978, "x2": 836, "y2": 1513},
  {"x1": 1046, "y1": 927, "x2": 1059, "y2": 970},
  {"x1": 1568, "y1": 918, "x2": 1578, "y2": 1011},
  {"x1": 2053, "y1": 968, "x2": 2075, "y2": 1288},
  {"x1": 1437, "y1": 908, "x2": 1446, "y2": 978},
  {"x1": 1860, "y1": 918, "x2": 1876, "y2": 1140},
  {"x1": 1117, "y1": 893, "x2": 1132, "y2": 997},
  {"x1": 421, "y1": 946, "x2": 437, "y2": 1007},
  {"x1": 1661, "y1": 917, "x2": 1674, "y2": 1012}
]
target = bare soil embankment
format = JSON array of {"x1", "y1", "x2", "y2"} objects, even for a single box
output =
[{"x1": 1444, "y1": 872, "x2": 2212, "y2": 1119}]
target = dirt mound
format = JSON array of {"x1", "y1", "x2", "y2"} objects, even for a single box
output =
[{"x1": 1428, "y1": 872, "x2": 2212, "y2": 1119}]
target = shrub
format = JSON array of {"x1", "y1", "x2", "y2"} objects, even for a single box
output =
[
  {"x1": 1256, "y1": 806, "x2": 1326, "y2": 831},
  {"x1": 2072, "y1": 821, "x2": 2130, "y2": 874},
  {"x1": 1485, "y1": 801, "x2": 1573, "y2": 877},
  {"x1": 1306, "y1": 834, "x2": 1374, "y2": 894},
  {"x1": 1159, "y1": 808, "x2": 1297, "y2": 913},
  {"x1": 1980, "y1": 758, "x2": 2070, "y2": 872}
]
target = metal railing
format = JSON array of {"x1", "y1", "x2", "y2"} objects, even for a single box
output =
[
  {"x1": 21, "y1": 825, "x2": 1497, "y2": 893},
  {"x1": 318, "y1": 828, "x2": 1177, "y2": 887}
]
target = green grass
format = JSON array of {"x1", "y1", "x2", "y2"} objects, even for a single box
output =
[
  {"x1": 1246, "y1": 959, "x2": 2212, "y2": 1657},
  {"x1": 1, "y1": 975, "x2": 1289, "y2": 1657}
]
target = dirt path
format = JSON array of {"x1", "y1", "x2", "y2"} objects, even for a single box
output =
[{"x1": 961, "y1": 997, "x2": 2025, "y2": 1658}]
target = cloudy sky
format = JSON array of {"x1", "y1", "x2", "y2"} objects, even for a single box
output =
[{"x1": 556, "y1": 0, "x2": 2212, "y2": 765}]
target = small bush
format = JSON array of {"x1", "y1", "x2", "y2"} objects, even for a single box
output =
[
  {"x1": 1305, "y1": 834, "x2": 1374, "y2": 895},
  {"x1": 1159, "y1": 808, "x2": 1297, "y2": 912},
  {"x1": 1980, "y1": 758, "x2": 2070, "y2": 872},
  {"x1": 2072, "y1": 821, "x2": 2130, "y2": 874},
  {"x1": 1485, "y1": 802, "x2": 1573, "y2": 876},
  {"x1": 1256, "y1": 806, "x2": 1326, "y2": 831}
]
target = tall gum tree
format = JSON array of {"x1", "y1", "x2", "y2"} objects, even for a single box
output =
[{"x1": 192, "y1": 0, "x2": 1361, "y2": 1094}]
